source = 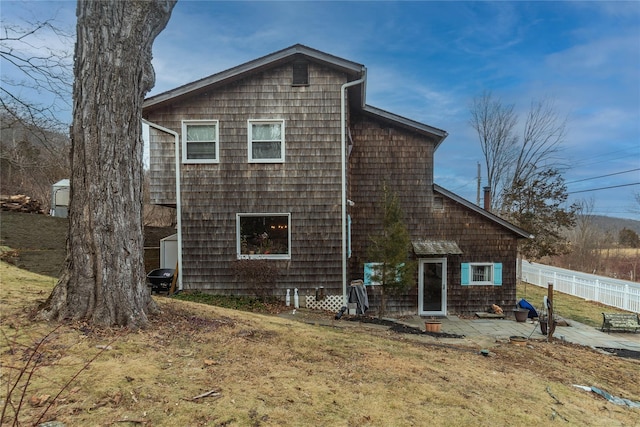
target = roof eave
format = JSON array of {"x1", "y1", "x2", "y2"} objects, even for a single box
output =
[
  {"x1": 143, "y1": 44, "x2": 365, "y2": 112},
  {"x1": 434, "y1": 184, "x2": 533, "y2": 239},
  {"x1": 360, "y1": 105, "x2": 448, "y2": 144}
]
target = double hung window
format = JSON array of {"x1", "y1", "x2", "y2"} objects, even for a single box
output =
[
  {"x1": 248, "y1": 120, "x2": 285, "y2": 163},
  {"x1": 182, "y1": 120, "x2": 218, "y2": 163}
]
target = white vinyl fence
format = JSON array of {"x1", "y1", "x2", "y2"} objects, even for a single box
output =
[{"x1": 521, "y1": 261, "x2": 640, "y2": 314}]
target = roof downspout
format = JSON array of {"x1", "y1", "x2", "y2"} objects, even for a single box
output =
[
  {"x1": 340, "y1": 72, "x2": 366, "y2": 305},
  {"x1": 142, "y1": 119, "x2": 183, "y2": 290}
]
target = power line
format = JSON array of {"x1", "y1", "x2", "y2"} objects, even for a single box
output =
[
  {"x1": 569, "y1": 147, "x2": 640, "y2": 169},
  {"x1": 566, "y1": 168, "x2": 640, "y2": 184},
  {"x1": 569, "y1": 182, "x2": 640, "y2": 194}
]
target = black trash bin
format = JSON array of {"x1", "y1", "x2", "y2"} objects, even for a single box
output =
[{"x1": 146, "y1": 268, "x2": 175, "y2": 294}]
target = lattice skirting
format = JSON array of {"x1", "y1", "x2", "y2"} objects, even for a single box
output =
[{"x1": 305, "y1": 295, "x2": 343, "y2": 312}]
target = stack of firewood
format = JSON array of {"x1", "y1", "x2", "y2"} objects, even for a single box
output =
[{"x1": 0, "y1": 195, "x2": 45, "y2": 214}]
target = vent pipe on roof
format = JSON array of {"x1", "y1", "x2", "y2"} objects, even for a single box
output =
[{"x1": 483, "y1": 186, "x2": 491, "y2": 212}]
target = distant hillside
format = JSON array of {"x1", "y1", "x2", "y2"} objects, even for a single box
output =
[{"x1": 590, "y1": 215, "x2": 640, "y2": 236}]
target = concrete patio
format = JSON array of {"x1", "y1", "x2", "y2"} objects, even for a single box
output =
[{"x1": 399, "y1": 314, "x2": 640, "y2": 352}]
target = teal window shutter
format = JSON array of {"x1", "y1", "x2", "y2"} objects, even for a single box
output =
[
  {"x1": 461, "y1": 263, "x2": 470, "y2": 285},
  {"x1": 364, "y1": 263, "x2": 373, "y2": 285},
  {"x1": 347, "y1": 215, "x2": 352, "y2": 258},
  {"x1": 494, "y1": 263, "x2": 503, "y2": 285}
]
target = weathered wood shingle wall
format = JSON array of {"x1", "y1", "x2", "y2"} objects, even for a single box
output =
[
  {"x1": 348, "y1": 113, "x2": 437, "y2": 314},
  {"x1": 430, "y1": 195, "x2": 518, "y2": 314},
  {"x1": 146, "y1": 61, "x2": 349, "y2": 297},
  {"x1": 348, "y1": 113, "x2": 519, "y2": 315}
]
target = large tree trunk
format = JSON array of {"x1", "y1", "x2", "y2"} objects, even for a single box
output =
[{"x1": 39, "y1": 0, "x2": 176, "y2": 327}]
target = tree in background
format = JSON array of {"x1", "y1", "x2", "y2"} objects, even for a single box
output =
[
  {"x1": 502, "y1": 168, "x2": 577, "y2": 260},
  {"x1": 562, "y1": 198, "x2": 603, "y2": 272},
  {"x1": 0, "y1": 111, "x2": 70, "y2": 208},
  {"x1": 469, "y1": 91, "x2": 518, "y2": 211},
  {"x1": 1, "y1": 13, "x2": 72, "y2": 131},
  {"x1": 367, "y1": 182, "x2": 415, "y2": 317},
  {"x1": 39, "y1": 0, "x2": 176, "y2": 327},
  {"x1": 470, "y1": 92, "x2": 576, "y2": 259},
  {"x1": 1, "y1": 9, "x2": 73, "y2": 205},
  {"x1": 619, "y1": 228, "x2": 640, "y2": 248}
]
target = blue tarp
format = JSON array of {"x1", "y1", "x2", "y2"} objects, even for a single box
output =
[
  {"x1": 517, "y1": 298, "x2": 539, "y2": 318},
  {"x1": 573, "y1": 385, "x2": 640, "y2": 408}
]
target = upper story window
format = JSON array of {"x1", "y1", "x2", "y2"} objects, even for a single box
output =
[
  {"x1": 248, "y1": 120, "x2": 285, "y2": 163},
  {"x1": 292, "y1": 60, "x2": 309, "y2": 86},
  {"x1": 182, "y1": 120, "x2": 219, "y2": 163}
]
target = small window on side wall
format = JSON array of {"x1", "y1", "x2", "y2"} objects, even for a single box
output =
[
  {"x1": 461, "y1": 263, "x2": 502, "y2": 286},
  {"x1": 292, "y1": 60, "x2": 309, "y2": 86},
  {"x1": 433, "y1": 196, "x2": 444, "y2": 210},
  {"x1": 248, "y1": 120, "x2": 285, "y2": 163},
  {"x1": 182, "y1": 120, "x2": 219, "y2": 163},
  {"x1": 237, "y1": 213, "x2": 291, "y2": 259}
]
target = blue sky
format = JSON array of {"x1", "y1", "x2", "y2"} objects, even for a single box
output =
[{"x1": 3, "y1": 1, "x2": 639, "y2": 219}]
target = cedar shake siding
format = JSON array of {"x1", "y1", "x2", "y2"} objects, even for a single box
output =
[
  {"x1": 348, "y1": 113, "x2": 438, "y2": 314},
  {"x1": 347, "y1": 114, "x2": 525, "y2": 315},
  {"x1": 144, "y1": 44, "x2": 530, "y2": 315},
  {"x1": 145, "y1": 61, "x2": 351, "y2": 296},
  {"x1": 431, "y1": 192, "x2": 520, "y2": 315}
]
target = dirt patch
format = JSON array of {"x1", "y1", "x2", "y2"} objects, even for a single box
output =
[{"x1": 344, "y1": 315, "x2": 465, "y2": 338}]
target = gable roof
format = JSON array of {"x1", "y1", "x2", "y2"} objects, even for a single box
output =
[
  {"x1": 434, "y1": 184, "x2": 533, "y2": 239},
  {"x1": 143, "y1": 44, "x2": 366, "y2": 112},
  {"x1": 361, "y1": 105, "x2": 448, "y2": 148},
  {"x1": 143, "y1": 44, "x2": 447, "y2": 145}
]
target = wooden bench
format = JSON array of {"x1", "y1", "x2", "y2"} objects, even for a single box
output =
[{"x1": 601, "y1": 313, "x2": 640, "y2": 333}]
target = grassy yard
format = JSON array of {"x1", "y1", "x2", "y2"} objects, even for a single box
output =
[
  {"x1": 516, "y1": 281, "x2": 633, "y2": 328},
  {"x1": 2, "y1": 262, "x2": 639, "y2": 426}
]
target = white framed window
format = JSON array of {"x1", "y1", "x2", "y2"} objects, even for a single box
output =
[
  {"x1": 237, "y1": 213, "x2": 291, "y2": 259},
  {"x1": 248, "y1": 119, "x2": 285, "y2": 163},
  {"x1": 461, "y1": 263, "x2": 503, "y2": 286},
  {"x1": 182, "y1": 120, "x2": 219, "y2": 163}
]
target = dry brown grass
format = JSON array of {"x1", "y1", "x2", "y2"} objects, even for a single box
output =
[
  {"x1": 2, "y1": 262, "x2": 639, "y2": 426},
  {"x1": 600, "y1": 247, "x2": 640, "y2": 258}
]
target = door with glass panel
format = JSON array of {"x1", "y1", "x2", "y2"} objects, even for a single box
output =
[{"x1": 418, "y1": 258, "x2": 447, "y2": 316}]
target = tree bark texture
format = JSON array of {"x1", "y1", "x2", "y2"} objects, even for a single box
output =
[{"x1": 39, "y1": 0, "x2": 176, "y2": 327}]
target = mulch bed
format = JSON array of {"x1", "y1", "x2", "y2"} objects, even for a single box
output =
[
  {"x1": 345, "y1": 315, "x2": 465, "y2": 339},
  {"x1": 596, "y1": 347, "x2": 640, "y2": 360}
]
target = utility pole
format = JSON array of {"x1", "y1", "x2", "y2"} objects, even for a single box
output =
[{"x1": 476, "y1": 162, "x2": 481, "y2": 206}]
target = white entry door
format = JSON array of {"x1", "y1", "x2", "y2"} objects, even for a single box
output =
[{"x1": 418, "y1": 258, "x2": 447, "y2": 316}]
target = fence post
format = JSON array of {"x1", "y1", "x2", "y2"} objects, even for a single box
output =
[
  {"x1": 547, "y1": 283, "x2": 555, "y2": 341},
  {"x1": 623, "y1": 284, "x2": 629, "y2": 311},
  {"x1": 594, "y1": 279, "x2": 599, "y2": 303},
  {"x1": 572, "y1": 275, "x2": 576, "y2": 296},
  {"x1": 538, "y1": 269, "x2": 542, "y2": 286}
]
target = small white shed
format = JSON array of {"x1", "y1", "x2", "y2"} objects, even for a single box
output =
[
  {"x1": 50, "y1": 179, "x2": 70, "y2": 218},
  {"x1": 160, "y1": 233, "x2": 178, "y2": 269}
]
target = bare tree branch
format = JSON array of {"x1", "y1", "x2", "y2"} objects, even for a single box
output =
[
  {"x1": 512, "y1": 97, "x2": 568, "y2": 188},
  {"x1": 0, "y1": 15, "x2": 73, "y2": 132},
  {"x1": 469, "y1": 91, "x2": 518, "y2": 210}
]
